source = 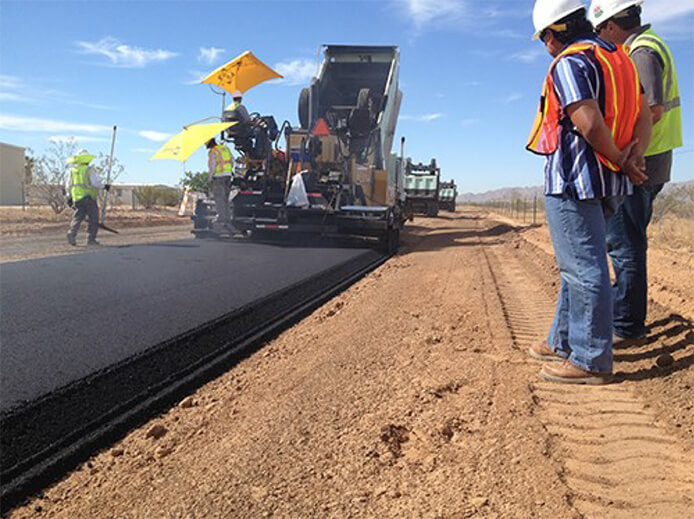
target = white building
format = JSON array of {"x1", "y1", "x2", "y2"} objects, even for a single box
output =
[{"x1": 0, "y1": 142, "x2": 26, "y2": 206}]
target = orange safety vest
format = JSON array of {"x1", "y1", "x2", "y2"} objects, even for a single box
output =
[{"x1": 526, "y1": 41, "x2": 641, "y2": 172}]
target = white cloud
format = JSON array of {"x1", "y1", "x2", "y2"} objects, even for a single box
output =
[
  {"x1": 400, "y1": 113, "x2": 444, "y2": 122},
  {"x1": 184, "y1": 70, "x2": 207, "y2": 85},
  {"x1": 0, "y1": 92, "x2": 31, "y2": 103},
  {"x1": 0, "y1": 114, "x2": 111, "y2": 134},
  {"x1": 0, "y1": 74, "x2": 114, "y2": 109},
  {"x1": 509, "y1": 47, "x2": 546, "y2": 64},
  {"x1": 460, "y1": 118, "x2": 479, "y2": 127},
  {"x1": 490, "y1": 28, "x2": 526, "y2": 39},
  {"x1": 132, "y1": 147, "x2": 158, "y2": 153},
  {"x1": 198, "y1": 47, "x2": 225, "y2": 65},
  {"x1": 0, "y1": 75, "x2": 22, "y2": 89},
  {"x1": 138, "y1": 130, "x2": 171, "y2": 142},
  {"x1": 76, "y1": 37, "x2": 178, "y2": 68},
  {"x1": 503, "y1": 93, "x2": 524, "y2": 104},
  {"x1": 274, "y1": 59, "x2": 315, "y2": 86},
  {"x1": 643, "y1": 0, "x2": 694, "y2": 23},
  {"x1": 396, "y1": 0, "x2": 466, "y2": 28},
  {"x1": 49, "y1": 135, "x2": 109, "y2": 144}
]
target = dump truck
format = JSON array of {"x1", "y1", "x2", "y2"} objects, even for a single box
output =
[
  {"x1": 404, "y1": 158, "x2": 440, "y2": 218},
  {"x1": 438, "y1": 180, "x2": 457, "y2": 212},
  {"x1": 199, "y1": 44, "x2": 405, "y2": 252}
]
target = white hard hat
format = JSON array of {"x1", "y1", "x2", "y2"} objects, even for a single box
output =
[
  {"x1": 77, "y1": 148, "x2": 90, "y2": 156},
  {"x1": 532, "y1": 0, "x2": 586, "y2": 39},
  {"x1": 588, "y1": 0, "x2": 643, "y2": 28},
  {"x1": 231, "y1": 90, "x2": 242, "y2": 98}
]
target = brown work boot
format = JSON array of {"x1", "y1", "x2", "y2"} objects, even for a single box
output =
[
  {"x1": 540, "y1": 361, "x2": 612, "y2": 385},
  {"x1": 528, "y1": 340, "x2": 563, "y2": 362}
]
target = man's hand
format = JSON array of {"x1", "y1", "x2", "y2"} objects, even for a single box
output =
[
  {"x1": 67, "y1": 197, "x2": 74, "y2": 208},
  {"x1": 617, "y1": 139, "x2": 647, "y2": 185}
]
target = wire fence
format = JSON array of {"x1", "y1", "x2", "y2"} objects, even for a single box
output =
[
  {"x1": 467, "y1": 195, "x2": 545, "y2": 225},
  {"x1": 467, "y1": 185, "x2": 694, "y2": 226}
]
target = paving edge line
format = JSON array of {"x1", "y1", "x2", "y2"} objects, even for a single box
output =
[{"x1": 0, "y1": 250, "x2": 390, "y2": 512}]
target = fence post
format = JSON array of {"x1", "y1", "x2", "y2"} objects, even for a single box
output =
[{"x1": 523, "y1": 199, "x2": 527, "y2": 223}]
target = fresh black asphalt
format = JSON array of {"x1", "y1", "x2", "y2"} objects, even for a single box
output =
[{"x1": 0, "y1": 238, "x2": 372, "y2": 412}]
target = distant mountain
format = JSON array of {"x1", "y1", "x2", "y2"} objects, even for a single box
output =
[
  {"x1": 458, "y1": 179, "x2": 693, "y2": 202},
  {"x1": 458, "y1": 186, "x2": 543, "y2": 203}
]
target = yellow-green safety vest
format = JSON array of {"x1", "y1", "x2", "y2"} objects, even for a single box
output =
[
  {"x1": 70, "y1": 164, "x2": 97, "y2": 202},
  {"x1": 629, "y1": 28, "x2": 682, "y2": 156},
  {"x1": 212, "y1": 144, "x2": 233, "y2": 176}
]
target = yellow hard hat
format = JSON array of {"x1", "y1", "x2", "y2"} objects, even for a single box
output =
[{"x1": 67, "y1": 149, "x2": 95, "y2": 165}]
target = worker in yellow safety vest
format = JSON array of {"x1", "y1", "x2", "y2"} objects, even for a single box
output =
[
  {"x1": 589, "y1": 0, "x2": 683, "y2": 342},
  {"x1": 206, "y1": 138, "x2": 234, "y2": 230},
  {"x1": 65, "y1": 149, "x2": 110, "y2": 246},
  {"x1": 227, "y1": 90, "x2": 250, "y2": 124}
]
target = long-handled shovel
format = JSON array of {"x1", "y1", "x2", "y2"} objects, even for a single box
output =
[{"x1": 99, "y1": 125, "x2": 119, "y2": 233}]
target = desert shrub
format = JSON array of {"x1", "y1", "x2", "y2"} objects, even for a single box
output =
[
  {"x1": 180, "y1": 171, "x2": 210, "y2": 196},
  {"x1": 133, "y1": 186, "x2": 182, "y2": 208}
]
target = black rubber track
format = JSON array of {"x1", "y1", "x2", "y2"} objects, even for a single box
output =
[{"x1": 0, "y1": 240, "x2": 387, "y2": 511}]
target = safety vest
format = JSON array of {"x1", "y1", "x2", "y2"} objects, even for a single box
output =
[
  {"x1": 629, "y1": 28, "x2": 682, "y2": 156},
  {"x1": 211, "y1": 144, "x2": 233, "y2": 176},
  {"x1": 70, "y1": 164, "x2": 97, "y2": 202},
  {"x1": 527, "y1": 41, "x2": 642, "y2": 172}
]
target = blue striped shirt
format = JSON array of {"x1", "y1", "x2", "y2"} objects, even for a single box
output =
[{"x1": 544, "y1": 35, "x2": 633, "y2": 200}]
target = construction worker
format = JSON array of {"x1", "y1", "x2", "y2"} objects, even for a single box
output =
[
  {"x1": 65, "y1": 149, "x2": 110, "y2": 246},
  {"x1": 589, "y1": 0, "x2": 683, "y2": 343},
  {"x1": 206, "y1": 138, "x2": 233, "y2": 230},
  {"x1": 228, "y1": 90, "x2": 250, "y2": 124},
  {"x1": 526, "y1": 0, "x2": 652, "y2": 384}
]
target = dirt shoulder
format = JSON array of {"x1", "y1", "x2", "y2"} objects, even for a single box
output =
[
  {"x1": 481, "y1": 207, "x2": 694, "y2": 324},
  {"x1": 0, "y1": 207, "x2": 191, "y2": 263},
  {"x1": 9, "y1": 210, "x2": 693, "y2": 518},
  {"x1": 0, "y1": 206, "x2": 189, "y2": 237}
]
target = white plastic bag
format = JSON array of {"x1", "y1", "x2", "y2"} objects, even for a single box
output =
[{"x1": 286, "y1": 172, "x2": 310, "y2": 208}]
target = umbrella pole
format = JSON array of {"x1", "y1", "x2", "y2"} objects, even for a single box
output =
[{"x1": 101, "y1": 125, "x2": 117, "y2": 223}]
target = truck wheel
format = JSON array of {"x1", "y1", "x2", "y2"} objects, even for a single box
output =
[{"x1": 298, "y1": 88, "x2": 310, "y2": 129}]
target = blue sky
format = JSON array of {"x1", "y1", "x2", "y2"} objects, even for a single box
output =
[{"x1": 1, "y1": 0, "x2": 692, "y2": 193}]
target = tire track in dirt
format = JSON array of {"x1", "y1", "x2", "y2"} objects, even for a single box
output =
[{"x1": 482, "y1": 236, "x2": 694, "y2": 518}]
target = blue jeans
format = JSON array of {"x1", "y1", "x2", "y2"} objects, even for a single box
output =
[
  {"x1": 606, "y1": 183, "x2": 664, "y2": 339},
  {"x1": 545, "y1": 195, "x2": 618, "y2": 374}
]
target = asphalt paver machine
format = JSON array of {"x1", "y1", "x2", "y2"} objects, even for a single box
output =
[{"x1": 195, "y1": 45, "x2": 406, "y2": 252}]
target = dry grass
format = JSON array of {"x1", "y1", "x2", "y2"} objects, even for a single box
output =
[{"x1": 649, "y1": 215, "x2": 694, "y2": 252}]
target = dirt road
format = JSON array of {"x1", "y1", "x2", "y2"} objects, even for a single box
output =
[{"x1": 9, "y1": 210, "x2": 693, "y2": 518}]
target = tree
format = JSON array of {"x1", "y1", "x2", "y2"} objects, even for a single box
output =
[
  {"x1": 24, "y1": 147, "x2": 36, "y2": 185},
  {"x1": 31, "y1": 138, "x2": 78, "y2": 213},
  {"x1": 180, "y1": 170, "x2": 210, "y2": 196},
  {"x1": 93, "y1": 152, "x2": 125, "y2": 211}
]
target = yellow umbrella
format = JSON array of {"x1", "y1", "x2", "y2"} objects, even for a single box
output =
[
  {"x1": 151, "y1": 122, "x2": 236, "y2": 162},
  {"x1": 202, "y1": 51, "x2": 283, "y2": 94}
]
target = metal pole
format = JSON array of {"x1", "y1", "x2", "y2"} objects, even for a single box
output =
[
  {"x1": 101, "y1": 125, "x2": 117, "y2": 223},
  {"x1": 533, "y1": 194, "x2": 537, "y2": 225}
]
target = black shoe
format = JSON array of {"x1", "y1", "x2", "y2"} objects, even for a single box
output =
[
  {"x1": 87, "y1": 240, "x2": 101, "y2": 246},
  {"x1": 67, "y1": 234, "x2": 77, "y2": 246}
]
